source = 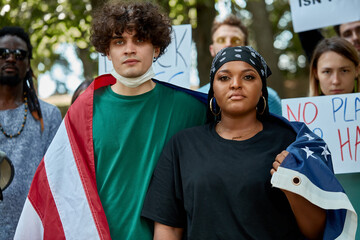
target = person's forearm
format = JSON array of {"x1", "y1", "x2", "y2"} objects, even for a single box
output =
[
  {"x1": 298, "y1": 29, "x2": 324, "y2": 62},
  {"x1": 283, "y1": 190, "x2": 326, "y2": 240},
  {"x1": 154, "y1": 222, "x2": 183, "y2": 240}
]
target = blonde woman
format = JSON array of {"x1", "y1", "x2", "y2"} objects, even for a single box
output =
[
  {"x1": 309, "y1": 36, "x2": 360, "y2": 238},
  {"x1": 309, "y1": 37, "x2": 360, "y2": 96}
]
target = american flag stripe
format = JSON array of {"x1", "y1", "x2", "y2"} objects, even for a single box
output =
[
  {"x1": 15, "y1": 76, "x2": 113, "y2": 239},
  {"x1": 47, "y1": 122, "x2": 101, "y2": 239},
  {"x1": 14, "y1": 158, "x2": 66, "y2": 239},
  {"x1": 15, "y1": 198, "x2": 45, "y2": 239}
]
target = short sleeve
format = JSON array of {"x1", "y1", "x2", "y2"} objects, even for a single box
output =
[
  {"x1": 38, "y1": 100, "x2": 62, "y2": 150},
  {"x1": 43, "y1": 103, "x2": 62, "y2": 148},
  {"x1": 47, "y1": 106, "x2": 62, "y2": 140},
  {"x1": 141, "y1": 137, "x2": 186, "y2": 228}
]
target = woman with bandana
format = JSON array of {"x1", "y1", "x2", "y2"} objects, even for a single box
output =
[{"x1": 141, "y1": 46, "x2": 357, "y2": 240}]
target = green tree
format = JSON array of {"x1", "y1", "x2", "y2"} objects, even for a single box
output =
[
  {"x1": 156, "y1": 0, "x2": 216, "y2": 88},
  {"x1": 0, "y1": 0, "x2": 97, "y2": 94},
  {"x1": 246, "y1": 0, "x2": 285, "y2": 96}
]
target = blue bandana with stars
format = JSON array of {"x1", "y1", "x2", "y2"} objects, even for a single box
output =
[{"x1": 210, "y1": 46, "x2": 272, "y2": 84}]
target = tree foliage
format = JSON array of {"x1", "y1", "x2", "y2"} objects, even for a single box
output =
[
  {"x1": 155, "y1": 0, "x2": 216, "y2": 89},
  {"x1": 0, "y1": 0, "x2": 97, "y2": 94}
]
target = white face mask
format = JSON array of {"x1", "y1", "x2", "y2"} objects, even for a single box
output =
[
  {"x1": 110, "y1": 49, "x2": 157, "y2": 88},
  {"x1": 110, "y1": 66, "x2": 155, "y2": 88}
]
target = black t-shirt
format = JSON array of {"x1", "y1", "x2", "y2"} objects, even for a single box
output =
[{"x1": 142, "y1": 117, "x2": 303, "y2": 240}]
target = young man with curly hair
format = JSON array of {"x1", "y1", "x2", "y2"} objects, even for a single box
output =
[{"x1": 15, "y1": 1, "x2": 206, "y2": 239}]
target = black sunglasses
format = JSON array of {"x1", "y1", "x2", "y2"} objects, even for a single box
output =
[{"x1": 0, "y1": 48, "x2": 28, "y2": 61}]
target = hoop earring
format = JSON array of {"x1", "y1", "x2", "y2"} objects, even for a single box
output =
[
  {"x1": 210, "y1": 97, "x2": 221, "y2": 116},
  {"x1": 257, "y1": 96, "x2": 267, "y2": 115},
  {"x1": 354, "y1": 77, "x2": 359, "y2": 93}
]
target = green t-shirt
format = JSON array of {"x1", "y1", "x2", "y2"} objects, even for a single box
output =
[{"x1": 93, "y1": 83, "x2": 206, "y2": 239}]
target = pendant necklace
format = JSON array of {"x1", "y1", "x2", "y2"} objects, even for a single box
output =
[
  {"x1": 217, "y1": 121, "x2": 261, "y2": 140},
  {"x1": 0, "y1": 94, "x2": 28, "y2": 138}
]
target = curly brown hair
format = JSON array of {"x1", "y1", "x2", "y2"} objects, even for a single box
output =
[{"x1": 90, "y1": 0, "x2": 172, "y2": 59}]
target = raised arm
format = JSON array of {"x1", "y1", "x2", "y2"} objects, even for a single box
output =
[
  {"x1": 154, "y1": 222, "x2": 183, "y2": 240},
  {"x1": 271, "y1": 150, "x2": 326, "y2": 240},
  {"x1": 298, "y1": 29, "x2": 324, "y2": 62}
]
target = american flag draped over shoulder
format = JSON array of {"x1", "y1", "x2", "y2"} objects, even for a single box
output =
[
  {"x1": 13, "y1": 74, "x2": 207, "y2": 240},
  {"x1": 271, "y1": 115, "x2": 357, "y2": 239},
  {"x1": 14, "y1": 75, "x2": 114, "y2": 240}
]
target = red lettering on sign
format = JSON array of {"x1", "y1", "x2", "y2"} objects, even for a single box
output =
[
  {"x1": 286, "y1": 102, "x2": 318, "y2": 124},
  {"x1": 303, "y1": 102, "x2": 318, "y2": 125},
  {"x1": 338, "y1": 128, "x2": 353, "y2": 162},
  {"x1": 287, "y1": 104, "x2": 300, "y2": 122},
  {"x1": 355, "y1": 126, "x2": 360, "y2": 162}
]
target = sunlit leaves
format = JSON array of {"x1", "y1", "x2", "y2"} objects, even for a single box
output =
[
  {"x1": 0, "y1": 0, "x2": 95, "y2": 83},
  {"x1": 0, "y1": 5, "x2": 10, "y2": 16}
]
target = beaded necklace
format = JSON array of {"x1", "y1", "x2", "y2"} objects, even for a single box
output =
[{"x1": 0, "y1": 94, "x2": 28, "y2": 138}]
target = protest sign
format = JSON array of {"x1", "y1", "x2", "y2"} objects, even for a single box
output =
[
  {"x1": 282, "y1": 93, "x2": 360, "y2": 174},
  {"x1": 289, "y1": 0, "x2": 360, "y2": 33},
  {"x1": 98, "y1": 24, "x2": 192, "y2": 88}
]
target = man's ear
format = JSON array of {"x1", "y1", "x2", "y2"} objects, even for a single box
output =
[
  {"x1": 209, "y1": 44, "x2": 216, "y2": 57},
  {"x1": 106, "y1": 53, "x2": 112, "y2": 61},
  {"x1": 106, "y1": 48, "x2": 112, "y2": 61},
  {"x1": 154, "y1": 47, "x2": 160, "y2": 58}
]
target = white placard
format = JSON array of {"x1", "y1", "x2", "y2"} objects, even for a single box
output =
[
  {"x1": 290, "y1": 0, "x2": 360, "y2": 33},
  {"x1": 281, "y1": 93, "x2": 360, "y2": 174},
  {"x1": 98, "y1": 24, "x2": 192, "y2": 88}
]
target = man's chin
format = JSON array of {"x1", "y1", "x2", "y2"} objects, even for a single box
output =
[{"x1": 0, "y1": 75, "x2": 22, "y2": 86}]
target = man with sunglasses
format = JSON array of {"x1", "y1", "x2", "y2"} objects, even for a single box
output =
[
  {"x1": 0, "y1": 26, "x2": 62, "y2": 239},
  {"x1": 198, "y1": 14, "x2": 283, "y2": 116}
]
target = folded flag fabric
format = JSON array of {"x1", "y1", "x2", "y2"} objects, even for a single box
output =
[{"x1": 271, "y1": 115, "x2": 357, "y2": 239}]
